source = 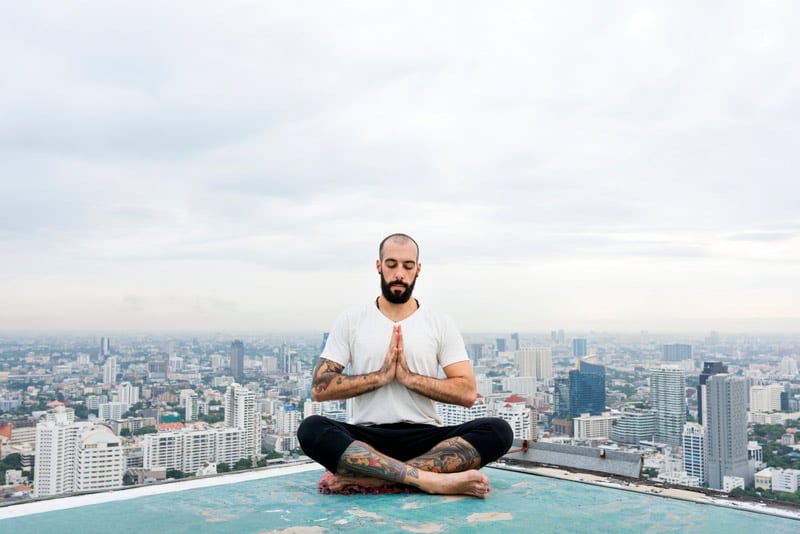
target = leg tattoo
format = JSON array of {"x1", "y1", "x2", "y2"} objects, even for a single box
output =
[{"x1": 408, "y1": 437, "x2": 481, "y2": 473}]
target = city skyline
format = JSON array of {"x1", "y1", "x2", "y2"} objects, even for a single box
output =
[{"x1": 2, "y1": 4, "x2": 799, "y2": 334}]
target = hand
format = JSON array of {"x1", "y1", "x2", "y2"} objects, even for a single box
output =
[
  {"x1": 394, "y1": 324, "x2": 413, "y2": 386},
  {"x1": 378, "y1": 324, "x2": 400, "y2": 386}
]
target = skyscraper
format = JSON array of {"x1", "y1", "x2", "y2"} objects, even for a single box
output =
[
  {"x1": 229, "y1": 340, "x2": 245, "y2": 380},
  {"x1": 568, "y1": 359, "x2": 606, "y2": 417},
  {"x1": 662, "y1": 343, "x2": 692, "y2": 362},
  {"x1": 103, "y1": 356, "x2": 118, "y2": 386},
  {"x1": 510, "y1": 332, "x2": 520, "y2": 351},
  {"x1": 496, "y1": 338, "x2": 506, "y2": 353},
  {"x1": 683, "y1": 423, "x2": 706, "y2": 487},
  {"x1": 224, "y1": 383, "x2": 260, "y2": 462},
  {"x1": 650, "y1": 366, "x2": 686, "y2": 446},
  {"x1": 705, "y1": 374, "x2": 752, "y2": 490},
  {"x1": 698, "y1": 361, "x2": 728, "y2": 425},
  {"x1": 572, "y1": 338, "x2": 587, "y2": 357},
  {"x1": 34, "y1": 407, "x2": 124, "y2": 497},
  {"x1": 514, "y1": 347, "x2": 553, "y2": 380}
]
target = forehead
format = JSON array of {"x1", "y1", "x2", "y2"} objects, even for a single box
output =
[{"x1": 381, "y1": 240, "x2": 418, "y2": 262}]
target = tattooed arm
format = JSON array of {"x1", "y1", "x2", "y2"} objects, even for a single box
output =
[{"x1": 310, "y1": 325, "x2": 401, "y2": 401}]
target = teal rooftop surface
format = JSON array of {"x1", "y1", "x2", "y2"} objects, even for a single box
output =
[{"x1": 1, "y1": 463, "x2": 798, "y2": 533}]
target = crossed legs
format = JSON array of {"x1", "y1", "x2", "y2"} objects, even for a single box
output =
[{"x1": 329, "y1": 437, "x2": 489, "y2": 498}]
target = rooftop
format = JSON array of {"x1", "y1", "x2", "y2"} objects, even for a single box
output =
[{"x1": 1, "y1": 461, "x2": 798, "y2": 533}]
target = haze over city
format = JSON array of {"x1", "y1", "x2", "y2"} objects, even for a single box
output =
[{"x1": 2, "y1": 3, "x2": 798, "y2": 333}]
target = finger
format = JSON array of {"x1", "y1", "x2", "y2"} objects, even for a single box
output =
[{"x1": 395, "y1": 324, "x2": 403, "y2": 353}]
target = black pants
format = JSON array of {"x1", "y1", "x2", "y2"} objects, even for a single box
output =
[{"x1": 297, "y1": 415, "x2": 514, "y2": 474}]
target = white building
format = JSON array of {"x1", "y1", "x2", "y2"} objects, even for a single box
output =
[
  {"x1": 34, "y1": 407, "x2": 124, "y2": 497},
  {"x1": 779, "y1": 357, "x2": 798, "y2": 377},
  {"x1": 514, "y1": 347, "x2": 552, "y2": 380},
  {"x1": 98, "y1": 402, "x2": 128, "y2": 421},
  {"x1": 275, "y1": 405, "x2": 300, "y2": 452},
  {"x1": 180, "y1": 390, "x2": 200, "y2": 422},
  {"x1": 103, "y1": 356, "x2": 118, "y2": 386},
  {"x1": 117, "y1": 382, "x2": 140, "y2": 408},
  {"x1": 657, "y1": 471, "x2": 700, "y2": 488},
  {"x1": 749, "y1": 411, "x2": 800, "y2": 425},
  {"x1": 682, "y1": 423, "x2": 706, "y2": 487},
  {"x1": 705, "y1": 374, "x2": 752, "y2": 490},
  {"x1": 611, "y1": 408, "x2": 657, "y2": 445},
  {"x1": 497, "y1": 395, "x2": 535, "y2": 440},
  {"x1": 723, "y1": 476, "x2": 745, "y2": 493},
  {"x1": 755, "y1": 467, "x2": 773, "y2": 490},
  {"x1": 224, "y1": 383, "x2": 260, "y2": 461},
  {"x1": 436, "y1": 396, "x2": 489, "y2": 426},
  {"x1": 650, "y1": 366, "x2": 686, "y2": 446},
  {"x1": 303, "y1": 399, "x2": 324, "y2": 418},
  {"x1": 143, "y1": 426, "x2": 249, "y2": 473},
  {"x1": 501, "y1": 376, "x2": 539, "y2": 396},
  {"x1": 750, "y1": 384, "x2": 783, "y2": 413},
  {"x1": 748, "y1": 441, "x2": 764, "y2": 471},
  {"x1": 573, "y1": 412, "x2": 619, "y2": 441},
  {"x1": 771, "y1": 468, "x2": 800, "y2": 493}
]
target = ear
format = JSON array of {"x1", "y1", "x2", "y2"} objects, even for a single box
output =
[
  {"x1": 376, "y1": 259, "x2": 381, "y2": 273},
  {"x1": 417, "y1": 262, "x2": 422, "y2": 275}
]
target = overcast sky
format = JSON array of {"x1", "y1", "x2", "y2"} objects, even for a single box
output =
[{"x1": 2, "y1": 2, "x2": 798, "y2": 334}]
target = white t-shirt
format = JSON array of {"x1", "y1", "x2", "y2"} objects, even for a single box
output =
[{"x1": 320, "y1": 301, "x2": 469, "y2": 426}]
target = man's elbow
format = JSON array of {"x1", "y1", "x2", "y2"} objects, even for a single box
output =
[{"x1": 459, "y1": 390, "x2": 478, "y2": 408}]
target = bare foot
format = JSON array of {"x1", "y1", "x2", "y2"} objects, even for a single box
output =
[{"x1": 416, "y1": 469, "x2": 491, "y2": 499}]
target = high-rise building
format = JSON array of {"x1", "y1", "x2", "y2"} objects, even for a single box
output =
[
  {"x1": 650, "y1": 366, "x2": 686, "y2": 446},
  {"x1": 229, "y1": 340, "x2": 245, "y2": 380},
  {"x1": 750, "y1": 384, "x2": 783, "y2": 413},
  {"x1": 683, "y1": 423, "x2": 705, "y2": 487},
  {"x1": 117, "y1": 382, "x2": 139, "y2": 409},
  {"x1": 611, "y1": 408, "x2": 657, "y2": 445},
  {"x1": 511, "y1": 333, "x2": 520, "y2": 351},
  {"x1": 572, "y1": 338, "x2": 587, "y2": 357},
  {"x1": 497, "y1": 394, "x2": 535, "y2": 440},
  {"x1": 698, "y1": 361, "x2": 728, "y2": 425},
  {"x1": 224, "y1": 383, "x2": 260, "y2": 461},
  {"x1": 467, "y1": 344, "x2": 484, "y2": 366},
  {"x1": 514, "y1": 347, "x2": 553, "y2": 380},
  {"x1": 662, "y1": 344, "x2": 692, "y2": 362},
  {"x1": 568, "y1": 359, "x2": 605, "y2": 417},
  {"x1": 98, "y1": 402, "x2": 127, "y2": 421},
  {"x1": 34, "y1": 407, "x2": 124, "y2": 497},
  {"x1": 180, "y1": 390, "x2": 200, "y2": 422},
  {"x1": 276, "y1": 405, "x2": 300, "y2": 451},
  {"x1": 103, "y1": 356, "x2": 118, "y2": 386},
  {"x1": 779, "y1": 357, "x2": 798, "y2": 377},
  {"x1": 496, "y1": 338, "x2": 506, "y2": 353},
  {"x1": 705, "y1": 374, "x2": 752, "y2": 490}
]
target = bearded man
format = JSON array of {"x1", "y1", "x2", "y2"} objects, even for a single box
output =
[{"x1": 297, "y1": 233, "x2": 513, "y2": 498}]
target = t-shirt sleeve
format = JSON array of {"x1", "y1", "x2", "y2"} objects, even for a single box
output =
[
  {"x1": 319, "y1": 310, "x2": 352, "y2": 368},
  {"x1": 438, "y1": 314, "x2": 469, "y2": 368}
]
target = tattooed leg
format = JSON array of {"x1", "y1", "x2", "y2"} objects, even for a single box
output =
[
  {"x1": 334, "y1": 441, "x2": 490, "y2": 498},
  {"x1": 408, "y1": 437, "x2": 482, "y2": 473}
]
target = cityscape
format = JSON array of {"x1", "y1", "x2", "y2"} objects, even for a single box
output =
[{"x1": 1, "y1": 329, "x2": 799, "y2": 514}]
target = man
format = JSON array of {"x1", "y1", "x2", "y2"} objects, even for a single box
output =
[{"x1": 297, "y1": 233, "x2": 513, "y2": 498}]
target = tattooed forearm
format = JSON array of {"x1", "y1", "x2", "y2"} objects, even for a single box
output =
[{"x1": 310, "y1": 358, "x2": 386, "y2": 401}]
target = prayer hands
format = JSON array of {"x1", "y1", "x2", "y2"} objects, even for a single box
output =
[{"x1": 379, "y1": 324, "x2": 413, "y2": 387}]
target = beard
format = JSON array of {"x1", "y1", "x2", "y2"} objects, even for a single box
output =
[{"x1": 380, "y1": 274, "x2": 417, "y2": 304}]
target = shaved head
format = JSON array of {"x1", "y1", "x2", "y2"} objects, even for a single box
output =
[{"x1": 379, "y1": 233, "x2": 419, "y2": 261}]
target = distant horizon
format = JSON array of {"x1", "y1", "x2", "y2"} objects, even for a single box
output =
[{"x1": 3, "y1": 5, "x2": 799, "y2": 334}]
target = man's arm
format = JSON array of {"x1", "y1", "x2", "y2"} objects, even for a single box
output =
[
  {"x1": 396, "y1": 359, "x2": 477, "y2": 408},
  {"x1": 310, "y1": 326, "x2": 399, "y2": 402}
]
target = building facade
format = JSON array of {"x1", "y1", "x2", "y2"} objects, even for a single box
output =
[
  {"x1": 705, "y1": 374, "x2": 752, "y2": 490},
  {"x1": 650, "y1": 366, "x2": 686, "y2": 446}
]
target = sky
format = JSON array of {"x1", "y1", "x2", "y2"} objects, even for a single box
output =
[{"x1": 1, "y1": 2, "x2": 799, "y2": 334}]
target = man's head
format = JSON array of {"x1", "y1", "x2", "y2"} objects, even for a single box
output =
[{"x1": 376, "y1": 233, "x2": 421, "y2": 304}]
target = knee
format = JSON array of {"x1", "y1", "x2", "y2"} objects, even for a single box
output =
[
  {"x1": 490, "y1": 418, "x2": 514, "y2": 452},
  {"x1": 297, "y1": 415, "x2": 327, "y2": 448}
]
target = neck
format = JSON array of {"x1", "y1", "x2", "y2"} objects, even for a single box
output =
[{"x1": 376, "y1": 295, "x2": 419, "y2": 322}]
